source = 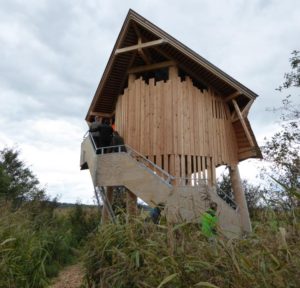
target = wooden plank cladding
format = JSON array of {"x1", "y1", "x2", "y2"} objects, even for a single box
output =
[{"x1": 115, "y1": 74, "x2": 239, "y2": 183}]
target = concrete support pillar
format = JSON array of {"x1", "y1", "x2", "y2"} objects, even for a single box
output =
[
  {"x1": 126, "y1": 189, "x2": 137, "y2": 220},
  {"x1": 229, "y1": 164, "x2": 252, "y2": 233},
  {"x1": 101, "y1": 186, "x2": 114, "y2": 224}
]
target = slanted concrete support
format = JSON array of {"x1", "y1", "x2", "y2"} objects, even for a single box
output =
[
  {"x1": 126, "y1": 189, "x2": 137, "y2": 220},
  {"x1": 101, "y1": 186, "x2": 114, "y2": 224},
  {"x1": 229, "y1": 164, "x2": 252, "y2": 233}
]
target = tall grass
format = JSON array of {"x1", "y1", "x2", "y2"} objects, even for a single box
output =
[
  {"x1": 83, "y1": 210, "x2": 300, "y2": 288},
  {"x1": 0, "y1": 201, "x2": 100, "y2": 288}
]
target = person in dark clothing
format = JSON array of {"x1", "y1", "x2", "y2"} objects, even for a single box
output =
[
  {"x1": 111, "y1": 131, "x2": 126, "y2": 152},
  {"x1": 98, "y1": 118, "x2": 113, "y2": 152},
  {"x1": 89, "y1": 116, "x2": 101, "y2": 148},
  {"x1": 149, "y1": 203, "x2": 165, "y2": 224}
]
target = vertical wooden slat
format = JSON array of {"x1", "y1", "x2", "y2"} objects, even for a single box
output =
[
  {"x1": 188, "y1": 78, "x2": 195, "y2": 155},
  {"x1": 158, "y1": 80, "x2": 163, "y2": 155},
  {"x1": 149, "y1": 78, "x2": 155, "y2": 156},
  {"x1": 178, "y1": 80, "x2": 184, "y2": 155},
  {"x1": 155, "y1": 80, "x2": 160, "y2": 155},
  {"x1": 205, "y1": 90, "x2": 213, "y2": 161},
  {"x1": 207, "y1": 156, "x2": 212, "y2": 186},
  {"x1": 193, "y1": 86, "x2": 200, "y2": 155},
  {"x1": 144, "y1": 80, "x2": 150, "y2": 155},
  {"x1": 140, "y1": 79, "x2": 145, "y2": 154},
  {"x1": 164, "y1": 154, "x2": 169, "y2": 174},
  {"x1": 136, "y1": 78, "x2": 142, "y2": 150},
  {"x1": 211, "y1": 157, "x2": 216, "y2": 185},
  {"x1": 184, "y1": 79, "x2": 189, "y2": 155},
  {"x1": 122, "y1": 89, "x2": 126, "y2": 140},
  {"x1": 187, "y1": 155, "x2": 192, "y2": 180},
  {"x1": 169, "y1": 154, "x2": 174, "y2": 175},
  {"x1": 197, "y1": 156, "x2": 201, "y2": 179},
  {"x1": 174, "y1": 155, "x2": 180, "y2": 184},
  {"x1": 198, "y1": 90, "x2": 203, "y2": 156},
  {"x1": 127, "y1": 76, "x2": 135, "y2": 147},
  {"x1": 221, "y1": 101, "x2": 228, "y2": 163},
  {"x1": 202, "y1": 156, "x2": 206, "y2": 180},
  {"x1": 217, "y1": 118, "x2": 222, "y2": 165},
  {"x1": 156, "y1": 154, "x2": 162, "y2": 169},
  {"x1": 203, "y1": 90, "x2": 209, "y2": 157},
  {"x1": 165, "y1": 79, "x2": 173, "y2": 153},
  {"x1": 180, "y1": 154, "x2": 185, "y2": 183},
  {"x1": 172, "y1": 76, "x2": 179, "y2": 155}
]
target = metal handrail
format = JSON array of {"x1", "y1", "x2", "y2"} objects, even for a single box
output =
[
  {"x1": 83, "y1": 133, "x2": 238, "y2": 208},
  {"x1": 85, "y1": 132, "x2": 174, "y2": 185},
  {"x1": 126, "y1": 146, "x2": 175, "y2": 185},
  {"x1": 216, "y1": 189, "x2": 237, "y2": 210}
]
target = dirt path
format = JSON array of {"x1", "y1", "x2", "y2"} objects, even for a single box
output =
[{"x1": 49, "y1": 263, "x2": 85, "y2": 288}]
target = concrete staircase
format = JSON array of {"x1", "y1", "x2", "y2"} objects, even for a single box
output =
[
  {"x1": 80, "y1": 135, "x2": 242, "y2": 236},
  {"x1": 80, "y1": 136, "x2": 173, "y2": 206}
]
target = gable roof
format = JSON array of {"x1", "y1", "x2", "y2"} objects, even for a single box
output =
[{"x1": 86, "y1": 9, "x2": 258, "y2": 121}]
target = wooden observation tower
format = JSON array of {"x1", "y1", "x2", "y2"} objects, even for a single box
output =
[{"x1": 80, "y1": 10, "x2": 262, "y2": 235}]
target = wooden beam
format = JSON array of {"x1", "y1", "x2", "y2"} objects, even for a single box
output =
[
  {"x1": 241, "y1": 99, "x2": 254, "y2": 116},
  {"x1": 128, "y1": 60, "x2": 176, "y2": 74},
  {"x1": 138, "y1": 37, "x2": 151, "y2": 64},
  {"x1": 232, "y1": 99, "x2": 255, "y2": 147},
  {"x1": 225, "y1": 91, "x2": 241, "y2": 102},
  {"x1": 132, "y1": 22, "x2": 142, "y2": 38},
  {"x1": 132, "y1": 24, "x2": 153, "y2": 64},
  {"x1": 115, "y1": 39, "x2": 166, "y2": 55},
  {"x1": 231, "y1": 110, "x2": 238, "y2": 121}
]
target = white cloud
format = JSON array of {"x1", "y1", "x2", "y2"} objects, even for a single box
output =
[{"x1": 0, "y1": 0, "x2": 299, "y2": 203}]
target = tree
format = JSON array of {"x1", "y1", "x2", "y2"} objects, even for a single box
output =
[
  {"x1": 216, "y1": 170, "x2": 262, "y2": 213},
  {"x1": 277, "y1": 50, "x2": 300, "y2": 91},
  {"x1": 0, "y1": 147, "x2": 46, "y2": 207},
  {"x1": 261, "y1": 50, "x2": 300, "y2": 209}
]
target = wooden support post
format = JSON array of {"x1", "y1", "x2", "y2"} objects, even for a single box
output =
[
  {"x1": 241, "y1": 99, "x2": 254, "y2": 116},
  {"x1": 101, "y1": 186, "x2": 114, "y2": 224},
  {"x1": 126, "y1": 188, "x2": 137, "y2": 220},
  {"x1": 229, "y1": 164, "x2": 252, "y2": 233},
  {"x1": 232, "y1": 99, "x2": 255, "y2": 147},
  {"x1": 225, "y1": 91, "x2": 241, "y2": 102}
]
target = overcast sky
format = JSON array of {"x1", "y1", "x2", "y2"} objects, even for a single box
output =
[{"x1": 0, "y1": 0, "x2": 299, "y2": 203}]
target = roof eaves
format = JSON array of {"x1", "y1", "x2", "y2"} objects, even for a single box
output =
[
  {"x1": 86, "y1": 9, "x2": 259, "y2": 121},
  {"x1": 130, "y1": 10, "x2": 258, "y2": 99},
  {"x1": 85, "y1": 11, "x2": 135, "y2": 121}
]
